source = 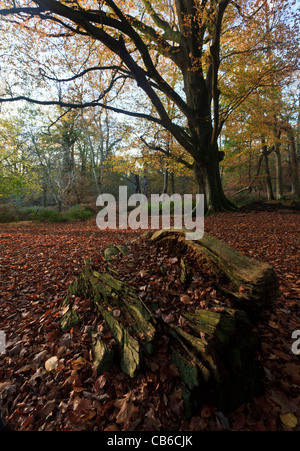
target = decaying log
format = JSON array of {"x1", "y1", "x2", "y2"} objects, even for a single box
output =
[
  {"x1": 151, "y1": 229, "x2": 279, "y2": 318},
  {"x1": 59, "y1": 230, "x2": 279, "y2": 414}
]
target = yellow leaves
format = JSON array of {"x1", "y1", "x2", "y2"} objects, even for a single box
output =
[{"x1": 280, "y1": 413, "x2": 298, "y2": 429}]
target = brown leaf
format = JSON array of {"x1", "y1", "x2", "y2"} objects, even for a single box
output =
[
  {"x1": 162, "y1": 312, "x2": 175, "y2": 323},
  {"x1": 71, "y1": 357, "x2": 86, "y2": 370},
  {"x1": 180, "y1": 294, "x2": 192, "y2": 304},
  {"x1": 94, "y1": 373, "x2": 107, "y2": 391},
  {"x1": 269, "y1": 391, "x2": 298, "y2": 414},
  {"x1": 283, "y1": 363, "x2": 300, "y2": 385},
  {"x1": 104, "y1": 424, "x2": 120, "y2": 431},
  {"x1": 112, "y1": 309, "x2": 121, "y2": 318},
  {"x1": 73, "y1": 397, "x2": 92, "y2": 414},
  {"x1": 201, "y1": 404, "x2": 213, "y2": 418},
  {"x1": 143, "y1": 407, "x2": 161, "y2": 430},
  {"x1": 168, "y1": 388, "x2": 184, "y2": 416},
  {"x1": 114, "y1": 392, "x2": 139, "y2": 426},
  {"x1": 272, "y1": 349, "x2": 291, "y2": 361},
  {"x1": 150, "y1": 362, "x2": 159, "y2": 372},
  {"x1": 213, "y1": 306, "x2": 225, "y2": 313}
]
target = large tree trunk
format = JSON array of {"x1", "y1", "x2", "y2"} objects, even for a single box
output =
[
  {"x1": 170, "y1": 172, "x2": 175, "y2": 195},
  {"x1": 181, "y1": 69, "x2": 233, "y2": 212},
  {"x1": 263, "y1": 152, "x2": 275, "y2": 201},
  {"x1": 143, "y1": 175, "x2": 149, "y2": 198},
  {"x1": 134, "y1": 174, "x2": 141, "y2": 194},
  {"x1": 193, "y1": 158, "x2": 236, "y2": 213},
  {"x1": 175, "y1": 0, "x2": 233, "y2": 213},
  {"x1": 61, "y1": 231, "x2": 279, "y2": 415}
]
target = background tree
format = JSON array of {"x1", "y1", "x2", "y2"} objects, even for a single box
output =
[
  {"x1": 0, "y1": 112, "x2": 41, "y2": 200},
  {"x1": 1, "y1": 0, "x2": 298, "y2": 211}
]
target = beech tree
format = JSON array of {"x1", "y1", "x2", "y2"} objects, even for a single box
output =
[{"x1": 0, "y1": 0, "x2": 298, "y2": 211}]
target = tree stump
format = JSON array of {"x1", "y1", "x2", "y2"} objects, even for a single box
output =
[{"x1": 60, "y1": 230, "x2": 279, "y2": 415}]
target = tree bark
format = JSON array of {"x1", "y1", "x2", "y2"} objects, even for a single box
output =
[
  {"x1": 261, "y1": 137, "x2": 274, "y2": 201},
  {"x1": 162, "y1": 167, "x2": 168, "y2": 195},
  {"x1": 134, "y1": 174, "x2": 141, "y2": 194},
  {"x1": 143, "y1": 175, "x2": 149, "y2": 198},
  {"x1": 193, "y1": 158, "x2": 236, "y2": 213},
  {"x1": 286, "y1": 127, "x2": 300, "y2": 197},
  {"x1": 274, "y1": 145, "x2": 283, "y2": 199}
]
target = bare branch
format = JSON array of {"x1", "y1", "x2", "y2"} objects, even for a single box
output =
[
  {"x1": 38, "y1": 65, "x2": 131, "y2": 83},
  {"x1": 0, "y1": 94, "x2": 164, "y2": 125}
]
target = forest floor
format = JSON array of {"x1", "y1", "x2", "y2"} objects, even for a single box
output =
[{"x1": 0, "y1": 204, "x2": 299, "y2": 431}]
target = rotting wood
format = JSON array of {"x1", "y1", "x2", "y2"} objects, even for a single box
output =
[
  {"x1": 60, "y1": 229, "x2": 278, "y2": 414},
  {"x1": 151, "y1": 229, "x2": 279, "y2": 318}
]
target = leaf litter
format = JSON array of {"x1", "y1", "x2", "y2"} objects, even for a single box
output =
[{"x1": 0, "y1": 209, "x2": 299, "y2": 431}]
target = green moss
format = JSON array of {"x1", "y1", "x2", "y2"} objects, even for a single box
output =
[
  {"x1": 171, "y1": 347, "x2": 199, "y2": 391},
  {"x1": 91, "y1": 335, "x2": 115, "y2": 375},
  {"x1": 97, "y1": 305, "x2": 140, "y2": 378},
  {"x1": 60, "y1": 308, "x2": 80, "y2": 332}
]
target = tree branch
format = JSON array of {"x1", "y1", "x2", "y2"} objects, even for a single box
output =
[
  {"x1": 139, "y1": 135, "x2": 193, "y2": 169},
  {"x1": 0, "y1": 95, "x2": 165, "y2": 125},
  {"x1": 1, "y1": 0, "x2": 194, "y2": 155},
  {"x1": 39, "y1": 65, "x2": 131, "y2": 83},
  {"x1": 140, "y1": 0, "x2": 180, "y2": 43}
]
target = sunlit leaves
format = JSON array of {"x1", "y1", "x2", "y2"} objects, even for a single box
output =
[{"x1": 0, "y1": 114, "x2": 41, "y2": 198}]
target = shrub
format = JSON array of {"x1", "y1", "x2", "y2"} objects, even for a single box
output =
[
  {"x1": 18, "y1": 207, "x2": 38, "y2": 221},
  {"x1": 63, "y1": 205, "x2": 94, "y2": 222},
  {"x1": 0, "y1": 204, "x2": 19, "y2": 223},
  {"x1": 35, "y1": 205, "x2": 94, "y2": 223},
  {"x1": 36, "y1": 210, "x2": 66, "y2": 223},
  {"x1": 0, "y1": 203, "x2": 94, "y2": 224}
]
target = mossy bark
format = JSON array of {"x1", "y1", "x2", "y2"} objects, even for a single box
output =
[
  {"x1": 91, "y1": 334, "x2": 115, "y2": 375},
  {"x1": 62, "y1": 259, "x2": 156, "y2": 378},
  {"x1": 60, "y1": 307, "x2": 80, "y2": 332}
]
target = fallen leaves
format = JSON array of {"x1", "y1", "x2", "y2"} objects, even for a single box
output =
[
  {"x1": 45, "y1": 356, "x2": 59, "y2": 372},
  {"x1": 144, "y1": 407, "x2": 162, "y2": 430},
  {"x1": 180, "y1": 294, "x2": 192, "y2": 304},
  {"x1": 114, "y1": 392, "x2": 139, "y2": 427},
  {"x1": 280, "y1": 413, "x2": 298, "y2": 428},
  {"x1": 0, "y1": 210, "x2": 299, "y2": 431}
]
